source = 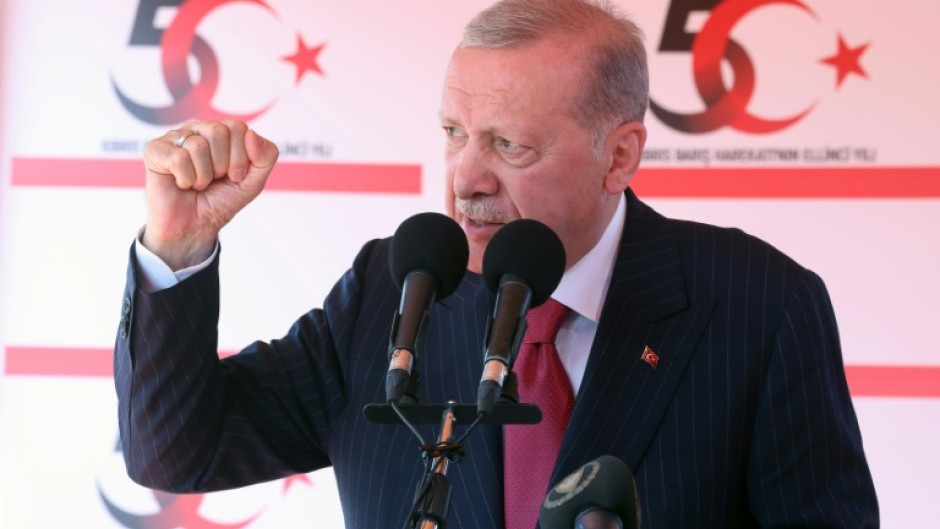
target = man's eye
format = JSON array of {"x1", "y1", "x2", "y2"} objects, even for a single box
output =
[
  {"x1": 443, "y1": 126, "x2": 463, "y2": 137},
  {"x1": 497, "y1": 137, "x2": 521, "y2": 150}
]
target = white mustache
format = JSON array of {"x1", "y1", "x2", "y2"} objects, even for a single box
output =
[{"x1": 455, "y1": 199, "x2": 506, "y2": 224}]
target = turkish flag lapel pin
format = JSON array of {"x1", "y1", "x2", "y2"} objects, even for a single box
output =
[{"x1": 640, "y1": 346, "x2": 660, "y2": 369}]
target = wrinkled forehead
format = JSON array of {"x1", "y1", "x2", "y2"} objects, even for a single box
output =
[{"x1": 442, "y1": 37, "x2": 591, "y2": 116}]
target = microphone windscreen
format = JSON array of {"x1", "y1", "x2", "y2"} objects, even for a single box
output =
[
  {"x1": 481, "y1": 219, "x2": 566, "y2": 306},
  {"x1": 389, "y1": 212, "x2": 469, "y2": 300},
  {"x1": 539, "y1": 455, "x2": 640, "y2": 529}
]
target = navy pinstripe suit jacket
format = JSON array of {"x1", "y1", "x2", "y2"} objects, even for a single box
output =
[{"x1": 115, "y1": 190, "x2": 878, "y2": 528}]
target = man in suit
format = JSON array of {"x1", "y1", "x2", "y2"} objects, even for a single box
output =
[{"x1": 115, "y1": 0, "x2": 879, "y2": 527}]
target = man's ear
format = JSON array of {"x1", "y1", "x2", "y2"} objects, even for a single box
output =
[{"x1": 602, "y1": 121, "x2": 647, "y2": 194}]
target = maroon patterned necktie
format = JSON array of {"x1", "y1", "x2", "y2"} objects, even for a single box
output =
[{"x1": 503, "y1": 298, "x2": 574, "y2": 529}]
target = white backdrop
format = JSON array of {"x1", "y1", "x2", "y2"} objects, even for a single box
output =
[{"x1": 1, "y1": 1, "x2": 938, "y2": 527}]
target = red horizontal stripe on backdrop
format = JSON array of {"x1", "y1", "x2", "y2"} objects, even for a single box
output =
[
  {"x1": 10, "y1": 157, "x2": 422, "y2": 194},
  {"x1": 265, "y1": 160, "x2": 420, "y2": 194},
  {"x1": 12, "y1": 158, "x2": 146, "y2": 188},
  {"x1": 4, "y1": 346, "x2": 940, "y2": 398},
  {"x1": 4, "y1": 347, "x2": 111, "y2": 378},
  {"x1": 3, "y1": 346, "x2": 235, "y2": 377},
  {"x1": 632, "y1": 167, "x2": 940, "y2": 197},
  {"x1": 9, "y1": 157, "x2": 940, "y2": 197},
  {"x1": 844, "y1": 365, "x2": 940, "y2": 398}
]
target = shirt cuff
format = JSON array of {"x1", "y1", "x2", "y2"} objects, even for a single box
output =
[{"x1": 134, "y1": 227, "x2": 219, "y2": 292}]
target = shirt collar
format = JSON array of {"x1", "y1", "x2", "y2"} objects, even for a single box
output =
[{"x1": 551, "y1": 194, "x2": 626, "y2": 323}]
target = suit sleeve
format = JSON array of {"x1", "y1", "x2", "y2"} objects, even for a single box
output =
[
  {"x1": 114, "y1": 240, "x2": 376, "y2": 492},
  {"x1": 747, "y1": 269, "x2": 879, "y2": 528}
]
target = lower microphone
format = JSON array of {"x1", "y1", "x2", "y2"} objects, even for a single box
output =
[
  {"x1": 386, "y1": 270, "x2": 436, "y2": 402},
  {"x1": 539, "y1": 455, "x2": 641, "y2": 529},
  {"x1": 476, "y1": 219, "x2": 566, "y2": 415}
]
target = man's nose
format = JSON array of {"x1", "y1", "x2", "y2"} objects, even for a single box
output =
[{"x1": 452, "y1": 139, "x2": 499, "y2": 199}]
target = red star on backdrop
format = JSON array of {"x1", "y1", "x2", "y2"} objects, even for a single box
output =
[
  {"x1": 282, "y1": 473, "x2": 314, "y2": 495},
  {"x1": 283, "y1": 35, "x2": 326, "y2": 85},
  {"x1": 820, "y1": 34, "x2": 870, "y2": 89}
]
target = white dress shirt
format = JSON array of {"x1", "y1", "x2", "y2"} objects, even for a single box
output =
[
  {"x1": 550, "y1": 194, "x2": 625, "y2": 396},
  {"x1": 134, "y1": 229, "x2": 219, "y2": 292}
]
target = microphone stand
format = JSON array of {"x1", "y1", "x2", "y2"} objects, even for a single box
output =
[
  {"x1": 364, "y1": 374, "x2": 540, "y2": 529},
  {"x1": 413, "y1": 403, "x2": 457, "y2": 529}
]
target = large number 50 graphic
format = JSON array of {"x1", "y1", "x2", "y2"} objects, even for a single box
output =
[
  {"x1": 650, "y1": 0, "x2": 816, "y2": 134},
  {"x1": 112, "y1": 0, "x2": 276, "y2": 125}
]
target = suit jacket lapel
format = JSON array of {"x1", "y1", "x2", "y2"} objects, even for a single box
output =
[{"x1": 553, "y1": 190, "x2": 716, "y2": 482}]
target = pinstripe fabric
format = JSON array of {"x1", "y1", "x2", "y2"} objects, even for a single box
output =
[{"x1": 115, "y1": 189, "x2": 877, "y2": 528}]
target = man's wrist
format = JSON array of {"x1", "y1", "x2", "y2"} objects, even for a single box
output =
[
  {"x1": 135, "y1": 227, "x2": 219, "y2": 292},
  {"x1": 141, "y1": 229, "x2": 217, "y2": 272}
]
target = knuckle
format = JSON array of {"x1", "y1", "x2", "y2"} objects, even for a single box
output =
[
  {"x1": 142, "y1": 140, "x2": 160, "y2": 162},
  {"x1": 189, "y1": 136, "x2": 211, "y2": 155},
  {"x1": 175, "y1": 172, "x2": 194, "y2": 190},
  {"x1": 201, "y1": 120, "x2": 226, "y2": 137},
  {"x1": 168, "y1": 147, "x2": 191, "y2": 166},
  {"x1": 223, "y1": 119, "x2": 248, "y2": 135}
]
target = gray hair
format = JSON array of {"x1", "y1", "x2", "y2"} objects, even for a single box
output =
[{"x1": 461, "y1": 0, "x2": 649, "y2": 147}]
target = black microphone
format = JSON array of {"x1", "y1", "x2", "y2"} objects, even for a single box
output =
[
  {"x1": 476, "y1": 219, "x2": 566, "y2": 415},
  {"x1": 539, "y1": 455, "x2": 641, "y2": 529},
  {"x1": 386, "y1": 212, "x2": 469, "y2": 403}
]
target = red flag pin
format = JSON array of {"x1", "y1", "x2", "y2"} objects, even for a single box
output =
[{"x1": 641, "y1": 346, "x2": 660, "y2": 369}]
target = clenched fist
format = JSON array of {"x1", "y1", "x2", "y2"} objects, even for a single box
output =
[{"x1": 141, "y1": 120, "x2": 279, "y2": 270}]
